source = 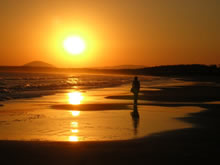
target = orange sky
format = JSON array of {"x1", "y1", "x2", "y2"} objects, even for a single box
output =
[{"x1": 0, "y1": 0, "x2": 219, "y2": 67}]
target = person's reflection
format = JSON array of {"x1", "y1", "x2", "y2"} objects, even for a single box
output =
[{"x1": 131, "y1": 104, "x2": 140, "y2": 135}]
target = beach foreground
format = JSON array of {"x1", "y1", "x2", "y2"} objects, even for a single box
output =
[
  {"x1": 0, "y1": 75, "x2": 220, "y2": 164},
  {"x1": 0, "y1": 104, "x2": 219, "y2": 165},
  {"x1": 0, "y1": 75, "x2": 198, "y2": 142}
]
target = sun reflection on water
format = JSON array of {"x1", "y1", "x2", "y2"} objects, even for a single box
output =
[{"x1": 68, "y1": 91, "x2": 84, "y2": 105}]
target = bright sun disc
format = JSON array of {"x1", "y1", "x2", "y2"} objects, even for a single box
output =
[{"x1": 64, "y1": 36, "x2": 86, "y2": 55}]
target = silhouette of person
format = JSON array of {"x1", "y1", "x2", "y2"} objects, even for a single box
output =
[{"x1": 131, "y1": 76, "x2": 140, "y2": 111}]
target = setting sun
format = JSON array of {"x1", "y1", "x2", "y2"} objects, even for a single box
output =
[{"x1": 63, "y1": 36, "x2": 86, "y2": 55}]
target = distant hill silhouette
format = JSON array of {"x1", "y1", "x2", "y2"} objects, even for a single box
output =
[
  {"x1": 23, "y1": 61, "x2": 55, "y2": 68},
  {"x1": 1, "y1": 63, "x2": 219, "y2": 79},
  {"x1": 109, "y1": 64, "x2": 220, "y2": 76}
]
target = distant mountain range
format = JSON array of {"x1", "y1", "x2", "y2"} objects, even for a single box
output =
[{"x1": 23, "y1": 61, "x2": 55, "y2": 68}]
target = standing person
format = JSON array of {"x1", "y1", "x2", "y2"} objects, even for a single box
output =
[
  {"x1": 130, "y1": 76, "x2": 140, "y2": 118},
  {"x1": 131, "y1": 76, "x2": 140, "y2": 107}
]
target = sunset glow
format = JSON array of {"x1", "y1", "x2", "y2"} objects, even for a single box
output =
[{"x1": 1, "y1": 1, "x2": 218, "y2": 67}]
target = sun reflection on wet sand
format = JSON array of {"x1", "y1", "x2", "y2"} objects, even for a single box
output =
[
  {"x1": 68, "y1": 91, "x2": 84, "y2": 105},
  {"x1": 71, "y1": 129, "x2": 79, "y2": 133},
  {"x1": 69, "y1": 121, "x2": 79, "y2": 142},
  {"x1": 69, "y1": 110, "x2": 79, "y2": 142},
  {"x1": 70, "y1": 111, "x2": 81, "y2": 117},
  {"x1": 71, "y1": 121, "x2": 78, "y2": 127},
  {"x1": 69, "y1": 136, "x2": 79, "y2": 142}
]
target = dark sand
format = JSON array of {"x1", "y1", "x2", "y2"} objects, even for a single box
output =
[
  {"x1": 0, "y1": 104, "x2": 219, "y2": 165},
  {"x1": 107, "y1": 84, "x2": 220, "y2": 102},
  {"x1": 51, "y1": 103, "x2": 131, "y2": 111},
  {"x1": 1, "y1": 81, "x2": 220, "y2": 164}
]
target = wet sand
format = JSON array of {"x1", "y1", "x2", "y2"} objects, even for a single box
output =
[
  {"x1": 0, "y1": 78, "x2": 219, "y2": 164},
  {"x1": 0, "y1": 79, "x2": 202, "y2": 142},
  {"x1": 0, "y1": 104, "x2": 219, "y2": 164}
]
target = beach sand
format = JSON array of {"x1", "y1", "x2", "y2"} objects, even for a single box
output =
[
  {"x1": 0, "y1": 77, "x2": 219, "y2": 164},
  {"x1": 0, "y1": 104, "x2": 219, "y2": 165}
]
